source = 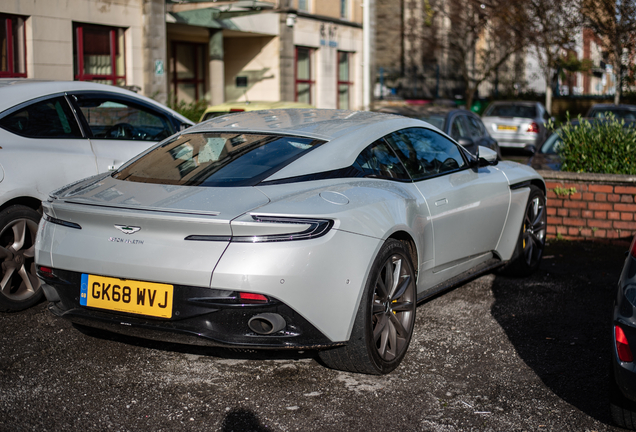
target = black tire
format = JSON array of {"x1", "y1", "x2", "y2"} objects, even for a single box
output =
[
  {"x1": 0, "y1": 205, "x2": 43, "y2": 312},
  {"x1": 499, "y1": 185, "x2": 547, "y2": 277},
  {"x1": 318, "y1": 239, "x2": 417, "y2": 374},
  {"x1": 610, "y1": 363, "x2": 636, "y2": 429}
]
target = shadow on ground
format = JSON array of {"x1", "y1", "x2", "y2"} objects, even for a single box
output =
[{"x1": 490, "y1": 239, "x2": 628, "y2": 425}]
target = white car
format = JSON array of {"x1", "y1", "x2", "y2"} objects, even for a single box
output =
[
  {"x1": 36, "y1": 109, "x2": 546, "y2": 374},
  {"x1": 481, "y1": 101, "x2": 550, "y2": 152},
  {"x1": 0, "y1": 80, "x2": 193, "y2": 312}
]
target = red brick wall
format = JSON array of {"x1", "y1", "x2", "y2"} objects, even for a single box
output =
[{"x1": 542, "y1": 171, "x2": 636, "y2": 241}]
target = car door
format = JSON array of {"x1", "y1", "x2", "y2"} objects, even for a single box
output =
[
  {"x1": 70, "y1": 92, "x2": 177, "y2": 172},
  {"x1": 0, "y1": 95, "x2": 98, "y2": 200},
  {"x1": 385, "y1": 127, "x2": 510, "y2": 281},
  {"x1": 465, "y1": 114, "x2": 492, "y2": 148}
]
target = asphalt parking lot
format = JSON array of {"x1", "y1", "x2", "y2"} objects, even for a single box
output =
[{"x1": 0, "y1": 239, "x2": 630, "y2": 431}]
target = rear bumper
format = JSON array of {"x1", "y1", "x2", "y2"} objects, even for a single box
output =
[
  {"x1": 613, "y1": 321, "x2": 636, "y2": 402},
  {"x1": 39, "y1": 268, "x2": 339, "y2": 350},
  {"x1": 491, "y1": 135, "x2": 538, "y2": 149}
]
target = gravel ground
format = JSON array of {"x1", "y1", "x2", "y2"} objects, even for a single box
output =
[{"x1": 0, "y1": 239, "x2": 629, "y2": 431}]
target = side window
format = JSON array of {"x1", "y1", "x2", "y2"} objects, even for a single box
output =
[
  {"x1": 384, "y1": 127, "x2": 467, "y2": 180},
  {"x1": 354, "y1": 139, "x2": 410, "y2": 180},
  {"x1": 466, "y1": 116, "x2": 484, "y2": 139},
  {"x1": 450, "y1": 116, "x2": 468, "y2": 140},
  {"x1": 0, "y1": 96, "x2": 82, "y2": 138},
  {"x1": 73, "y1": 94, "x2": 175, "y2": 141}
]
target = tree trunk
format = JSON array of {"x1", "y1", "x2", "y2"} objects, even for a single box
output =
[
  {"x1": 545, "y1": 86, "x2": 553, "y2": 115},
  {"x1": 615, "y1": 74, "x2": 621, "y2": 104},
  {"x1": 465, "y1": 86, "x2": 476, "y2": 112}
]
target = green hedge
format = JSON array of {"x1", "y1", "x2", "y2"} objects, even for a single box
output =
[
  {"x1": 167, "y1": 99, "x2": 208, "y2": 123},
  {"x1": 555, "y1": 114, "x2": 636, "y2": 175}
]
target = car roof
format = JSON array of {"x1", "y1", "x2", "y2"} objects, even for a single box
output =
[
  {"x1": 588, "y1": 104, "x2": 636, "y2": 110},
  {"x1": 202, "y1": 101, "x2": 315, "y2": 112},
  {"x1": 486, "y1": 101, "x2": 541, "y2": 108},
  {"x1": 187, "y1": 109, "x2": 433, "y2": 181},
  {"x1": 0, "y1": 80, "x2": 192, "y2": 124}
]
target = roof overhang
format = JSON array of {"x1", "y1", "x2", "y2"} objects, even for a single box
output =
[{"x1": 166, "y1": 0, "x2": 275, "y2": 28}]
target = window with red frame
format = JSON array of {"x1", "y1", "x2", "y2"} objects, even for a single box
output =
[
  {"x1": 171, "y1": 42, "x2": 206, "y2": 103},
  {"x1": 338, "y1": 51, "x2": 352, "y2": 110},
  {"x1": 295, "y1": 47, "x2": 314, "y2": 104},
  {"x1": 73, "y1": 23, "x2": 125, "y2": 86},
  {"x1": 0, "y1": 14, "x2": 27, "y2": 78}
]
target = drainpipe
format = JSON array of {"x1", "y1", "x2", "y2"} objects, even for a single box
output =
[{"x1": 363, "y1": 0, "x2": 371, "y2": 111}]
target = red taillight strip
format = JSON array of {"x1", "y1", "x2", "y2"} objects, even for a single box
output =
[{"x1": 239, "y1": 292, "x2": 269, "y2": 303}]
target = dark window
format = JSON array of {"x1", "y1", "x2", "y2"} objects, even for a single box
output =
[
  {"x1": 73, "y1": 94, "x2": 175, "y2": 141},
  {"x1": 450, "y1": 116, "x2": 468, "y2": 140},
  {"x1": 114, "y1": 133, "x2": 324, "y2": 187},
  {"x1": 0, "y1": 97, "x2": 82, "y2": 138},
  {"x1": 0, "y1": 14, "x2": 27, "y2": 78},
  {"x1": 354, "y1": 139, "x2": 410, "y2": 180},
  {"x1": 295, "y1": 47, "x2": 314, "y2": 104},
  {"x1": 384, "y1": 127, "x2": 466, "y2": 180},
  {"x1": 419, "y1": 115, "x2": 445, "y2": 130},
  {"x1": 73, "y1": 23, "x2": 125, "y2": 86},
  {"x1": 485, "y1": 104, "x2": 537, "y2": 119},
  {"x1": 340, "y1": 0, "x2": 349, "y2": 19},
  {"x1": 465, "y1": 116, "x2": 485, "y2": 139},
  {"x1": 590, "y1": 108, "x2": 636, "y2": 120},
  {"x1": 338, "y1": 51, "x2": 352, "y2": 109},
  {"x1": 171, "y1": 42, "x2": 206, "y2": 103}
]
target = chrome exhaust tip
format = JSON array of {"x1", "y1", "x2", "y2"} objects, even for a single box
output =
[{"x1": 248, "y1": 313, "x2": 286, "y2": 335}]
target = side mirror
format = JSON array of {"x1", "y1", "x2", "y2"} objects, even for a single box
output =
[{"x1": 476, "y1": 146, "x2": 498, "y2": 167}]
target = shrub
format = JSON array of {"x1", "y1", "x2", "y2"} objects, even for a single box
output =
[
  {"x1": 167, "y1": 99, "x2": 208, "y2": 123},
  {"x1": 554, "y1": 113, "x2": 636, "y2": 175}
]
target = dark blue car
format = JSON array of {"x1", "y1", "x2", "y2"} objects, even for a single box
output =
[{"x1": 611, "y1": 235, "x2": 636, "y2": 428}]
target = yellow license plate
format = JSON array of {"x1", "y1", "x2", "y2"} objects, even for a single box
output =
[
  {"x1": 497, "y1": 125, "x2": 518, "y2": 131},
  {"x1": 80, "y1": 274, "x2": 173, "y2": 318}
]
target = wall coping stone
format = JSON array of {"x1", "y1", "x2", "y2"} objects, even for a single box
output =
[{"x1": 537, "y1": 170, "x2": 636, "y2": 184}]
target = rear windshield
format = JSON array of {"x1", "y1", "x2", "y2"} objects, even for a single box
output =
[
  {"x1": 418, "y1": 115, "x2": 445, "y2": 130},
  {"x1": 485, "y1": 105, "x2": 537, "y2": 119},
  {"x1": 114, "y1": 133, "x2": 324, "y2": 187},
  {"x1": 589, "y1": 108, "x2": 636, "y2": 120}
]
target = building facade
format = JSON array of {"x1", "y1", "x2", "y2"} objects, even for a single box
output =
[{"x1": 0, "y1": 0, "x2": 364, "y2": 110}]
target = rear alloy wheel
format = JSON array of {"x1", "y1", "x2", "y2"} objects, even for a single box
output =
[
  {"x1": 319, "y1": 239, "x2": 416, "y2": 374},
  {"x1": 0, "y1": 205, "x2": 43, "y2": 311},
  {"x1": 500, "y1": 185, "x2": 547, "y2": 277}
]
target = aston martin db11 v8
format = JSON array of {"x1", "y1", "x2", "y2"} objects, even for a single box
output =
[{"x1": 35, "y1": 109, "x2": 546, "y2": 374}]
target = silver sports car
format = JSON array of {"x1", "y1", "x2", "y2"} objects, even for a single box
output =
[{"x1": 35, "y1": 109, "x2": 546, "y2": 374}]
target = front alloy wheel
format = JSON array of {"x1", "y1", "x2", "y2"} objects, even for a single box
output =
[
  {"x1": 500, "y1": 185, "x2": 546, "y2": 277},
  {"x1": 521, "y1": 191, "x2": 547, "y2": 269},
  {"x1": 0, "y1": 205, "x2": 42, "y2": 311}
]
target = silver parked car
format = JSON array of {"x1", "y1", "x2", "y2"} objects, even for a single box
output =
[
  {"x1": 481, "y1": 101, "x2": 550, "y2": 153},
  {"x1": 0, "y1": 80, "x2": 193, "y2": 312},
  {"x1": 35, "y1": 109, "x2": 546, "y2": 374}
]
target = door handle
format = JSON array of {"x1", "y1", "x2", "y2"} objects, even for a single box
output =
[{"x1": 435, "y1": 198, "x2": 448, "y2": 207}]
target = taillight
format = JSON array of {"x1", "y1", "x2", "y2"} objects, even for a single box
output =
[
  {"x1": 239, "y1": 292, "x2": 269, "y2": 304},
  {"x1": 526, "y1": 122, "x2": 540, "y2": 133},
  {"x1": 616, "y1": 325, "x2": 634, "y2": 362},
  {"x1": 230, "y1": 108, "x2": 245, "y2": 112},
  {"x1": 38, "y1": 266, "x2": 53, "y2": 275},
  {"x1": 630, "y1": 236, "x2": 636, "y2": 258}
]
